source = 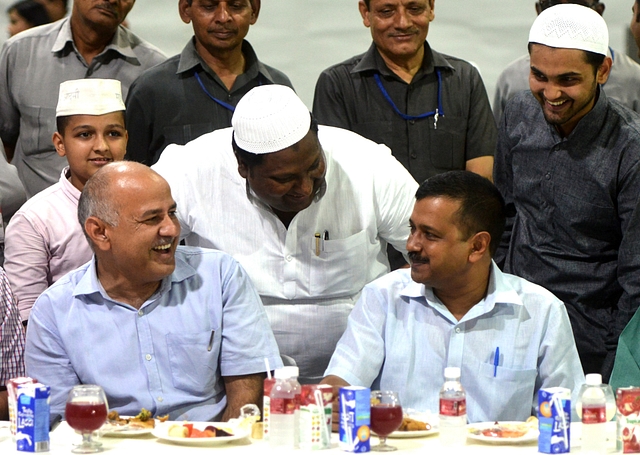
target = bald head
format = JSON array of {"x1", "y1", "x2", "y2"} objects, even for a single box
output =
[{"x1": 78, "y1": 162, "x2": 169, "y2": 241}]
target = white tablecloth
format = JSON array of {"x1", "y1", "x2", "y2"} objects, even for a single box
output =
[{"x1": 0, "y1": 421, "x2": 620, "y2": 454}]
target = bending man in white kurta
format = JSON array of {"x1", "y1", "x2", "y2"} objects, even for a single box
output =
[{"x1": 153, "y1": 84, "x2": 418, "y2": 383}]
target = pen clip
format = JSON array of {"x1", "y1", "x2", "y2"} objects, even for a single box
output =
[
  {"x1": 493, "y1": 347, "x2": 500, "y2": 377},
  {"x1": 315, "y1": 233, "x2": 321, "y2": 256},
  {"x1": 207, "y1": 329, "x2": 215, "y2": 352}
]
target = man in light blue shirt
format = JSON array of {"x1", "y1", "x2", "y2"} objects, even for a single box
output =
[
  {"x1": 24, "y1": 162, "x2": 282, "y2": 421},
  {"x1": 323, "y1": 171, "x2": 584, "y2": 423}
]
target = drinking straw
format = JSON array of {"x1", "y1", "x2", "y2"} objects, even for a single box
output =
[
  {"x1": 264, "y1": 358, "x2": 271, "y2": 380},
  {"x1": 315, "y1": 389, "x2": 330, "y2": 446}
]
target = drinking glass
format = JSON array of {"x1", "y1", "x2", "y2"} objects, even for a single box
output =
[
  {"x1": 370, "y1": 390, "x2": 403, "y2": 452},
  {"x1": 65, "y1": 385, "x2": 108, "y2": 453}
]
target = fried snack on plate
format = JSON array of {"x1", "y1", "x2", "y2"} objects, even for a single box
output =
[
  {"x1": 398, "y1": 417, "x2": 432, "y2": 431},
  {"x1": 107, "y1": 409, "x2": 169, "y2": 429}
]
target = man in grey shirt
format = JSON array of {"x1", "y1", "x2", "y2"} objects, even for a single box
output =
[
  {"x1": 493, "y1": 0, "x2": 640, "y2": 122},
  {"x1": 126, "y1": 0, "x2": 293, "y2": 165},
  {"x1": 495, "y1": 4, "x2": 640, "y2": 381},
  {"x1": 0, "y1": 0, "x2": 166, "y2": 197},
  {"x1": 0, "y1": 142, "x2": 26, "y2": 265}
]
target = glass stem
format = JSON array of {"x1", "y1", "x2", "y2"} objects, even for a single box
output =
[{"x1": 82, "y1": 432, "x2": 93, "y2": 447}]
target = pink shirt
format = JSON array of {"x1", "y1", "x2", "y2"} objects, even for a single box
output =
[{"x1": 4, "y1": 167, "x2": 92, "y2": 321}]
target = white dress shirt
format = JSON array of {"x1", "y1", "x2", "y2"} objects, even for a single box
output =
[{"x1": 153, "y1": 125, "x2": 419, "y2": 382}]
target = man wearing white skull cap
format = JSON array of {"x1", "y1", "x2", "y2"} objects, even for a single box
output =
[
  {"x1": 153, "y1": 84, "x2": 419, "y2": 383},
  {"x1": 4, "y1": 79, "x2": 128, "y2": 322},
  {"x1": 494, "y1": 3, "x2": 640, "y2": 381}
]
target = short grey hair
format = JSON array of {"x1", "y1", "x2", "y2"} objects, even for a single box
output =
[{"x1": 78, "y1": 169, "x2": 119, "y2": 243}]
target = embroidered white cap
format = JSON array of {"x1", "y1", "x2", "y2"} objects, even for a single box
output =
[
  {"x1": 56, "y1": 79, "x2": 125, "y2": 117},
  {"x1": 232, "y1": 85, "x2": 311, "y2": 155},
  {"x1": 529, "y1": 3, "x2": 608, "y2": 56}
]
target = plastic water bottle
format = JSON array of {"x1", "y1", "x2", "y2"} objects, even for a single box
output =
[
  {"x1": 283, "y1": 366, "x2": 301, "y2": 449},
  {"x1": 439, "y1": 367, "x2": 467, "y2": 446},
  {"x1": 269, "y1": 368, "x2": 296, "y2": 448},
  {"x1": 580, "y1": 373, "x2": 607, "y2": 454}
]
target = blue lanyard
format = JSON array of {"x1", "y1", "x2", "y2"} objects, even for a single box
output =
[
  {"x1": 373, "y1": 69, "x2": 444, "y2": 129},
  {"x1": 194, "y1": 71, "x2": 236, "y2": 112}
]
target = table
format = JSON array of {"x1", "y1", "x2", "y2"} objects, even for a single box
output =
[{"x1": 0, "y1": 421, "x2": 620, "y2": 454}]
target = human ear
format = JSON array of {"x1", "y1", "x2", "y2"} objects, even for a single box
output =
[{"x1": 52, "y1": 132, "x2": 66, "y2": 158}]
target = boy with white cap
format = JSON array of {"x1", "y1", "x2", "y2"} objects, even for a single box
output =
[
  {"x1": 153, "y1": 84, "x2": 418, "y2": 384},
  {"x1": 4, "y1": 79, "x2": 128, "y2": 322},
  {"x1": 494, "y1": 4, "x2": 640, "y2": 381}
]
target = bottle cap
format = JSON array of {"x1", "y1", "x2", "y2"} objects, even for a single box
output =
[
  {"x1": 274, "y1": 368, "x2": 291, "y2": 380},
  {"x1": 282, "y1": 366, "x2": 299, "y2": 378},
  {"x1": 444, "y1": 367, "x2": 461, "y2": 379},
  {"x1": 585, "y1": 373, "x2": 603, "y2": 386}
]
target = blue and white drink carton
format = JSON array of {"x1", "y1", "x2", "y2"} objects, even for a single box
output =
[
  {"x1": 538, "y1": 387, "x2": 571, "y2": 454},
  {"x1": 16, "y1": 383, "x2": 50, "y2": 452},
  {"x1": 339, "y1": 386, "x2": 370, "y2": 453}
]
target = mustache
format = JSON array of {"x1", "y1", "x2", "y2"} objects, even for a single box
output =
[
  {"x1": 96, "y1": 2, "x2": 118, "y2": 14},
  {"x1": 408, "y1": 252, "x2": 428, "y2": 263}
]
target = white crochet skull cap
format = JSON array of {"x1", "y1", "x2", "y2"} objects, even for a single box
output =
[
  {"x1": 232, "y1": 85, "x2": 311, "y2": 155},
  {"x1": 56, "y1": 79, "x2": 125, "y2": 117},
  {"x1": 529, "y1": 3, "x2": 608, "y2": 56}
]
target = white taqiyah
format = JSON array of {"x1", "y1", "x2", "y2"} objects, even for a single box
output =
[
  {"x1": 56, "y1": 79, "x2": 125, "y2": 117},
  {"x1": 529, "y1": 3, "x2": 608, "y2": 56},
  {"x1": 232, "y1": 85, "x2": 311, "y2": 155}
]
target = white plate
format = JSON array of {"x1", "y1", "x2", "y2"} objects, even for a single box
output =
[
  {"x1": 152, "y1": 422, "x2": 249, "y2": 446},
  {"x1": 101, "y1": 416, "x2": 155, "y2": 437},
  {"x1": 387, "y1": 427, "x2": 439, "y2": 439},
  {"x1": 466, "y1": 421, "x2": 538, "y2": 444}
]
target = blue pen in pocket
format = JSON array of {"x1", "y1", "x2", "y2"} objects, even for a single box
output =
[{"x1": 493, "y1": 347, "x2": 500, "y2": 377}]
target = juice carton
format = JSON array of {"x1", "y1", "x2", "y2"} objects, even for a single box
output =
[
  {"x1": 7, "y1": 377, "x2": 37, "y2": 440},
  {"x1": 262, "y1": 377, "x2": 276, "y2": 441},
  {"x1": 300, "y1": 384, "x2": 333, "y2": 450},
  {"x1": 339, "y1": 386, "x2": 370, "y2": 453},
  {"x1": 617, "y1": 387, "x2": 640, "y2": 453},
  {"x1": 538, "y1": 387, "x2": 571, "y2": 454},
  {"x1": 16, "y1": 382, "x2": 50, "y2": 452}
]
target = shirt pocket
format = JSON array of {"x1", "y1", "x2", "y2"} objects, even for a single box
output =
[
  {"x1": 428, "y1": 116, "x2": 467, "y2": 170},
  {"x1": 554, "y1": 190, "x2": 617, "y2": 246},
  {"x1": 309, "y1": 230, "x2": 368, "y2": 297},
  {"x1": 163, "y1": 123, "x2": 215, "y2": 145},
  {"x1": 166, "y1": 330, "x2": 220, "y2": 394},
  {"x1": 477, "y1": 361, "x2": 537, "y2": 420},
  {"x1": 20, "y1": 105, "x2": 56, "y2": 155}
]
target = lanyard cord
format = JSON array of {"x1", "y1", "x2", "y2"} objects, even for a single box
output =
[
  {"x1": 373, "y1": 69, "x2": 444, "y2": 128},
  {"x1": 194, "y1": 71, "x2": 236, "y2": 112}
]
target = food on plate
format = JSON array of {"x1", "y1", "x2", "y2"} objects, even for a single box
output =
[
  {"x1": 469, "y1": 419, "x2": 537, "y2": 439},
  {"x1": 251, "y1": 422, "x2": 263, "y2": 439},
  {"x1": 106, "y1": 409, "x2": 169, "y2": 429},
  {"x1": 398, "y1": 417, "x2": 432, "y2": 432},
  {"x1": 166, "y1": 423, "x2": 234, "y2": 439}
]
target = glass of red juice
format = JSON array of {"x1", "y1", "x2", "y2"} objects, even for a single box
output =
[
  {"x1": 370, "y1": 390, "x2": 403, "y2": 452},
  {"x1": 65, "y1": 385, "x2": 108, "y2": 453}
]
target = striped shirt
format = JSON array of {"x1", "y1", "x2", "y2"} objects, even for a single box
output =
[{"x1": 0, "y1": 266, "x2": 25, "y2": 385}]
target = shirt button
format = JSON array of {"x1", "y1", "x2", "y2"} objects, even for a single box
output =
[
  {"x1": 455, "y1": 327, "x2": 461, "y2": 333},
  {"x1": 409, "y1": 120, "x2": 416, "y2": 125},
  {"x1": 138, "y1": 310, "x2": 143, "y2": 316},
  {"x1": 157, "y1": 397, "x2": 163, "y2": 402},
  {"x1": 545, "y1": 173, "x2": 551, "y2": 180},
  {"x1": 285, "y1": 255, "x2": 293, "y2": 262},
  {"x1": 145, "y1": 354, "x2": 152, "y2": 361},
  {"x1": 411, "y1": 153, "x2": 417, "y2": 159}
]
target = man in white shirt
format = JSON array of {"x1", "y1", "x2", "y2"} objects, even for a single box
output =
[{"x1": 153, "y1": 84, "x2": 419, "y2": 383}]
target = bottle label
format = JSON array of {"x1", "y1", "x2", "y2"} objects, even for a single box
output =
[
  {"x1": 582, "y1": 405, "x2": 606, "y2": 424},
  {"x1": 270, "y1": 397, "x2": 295, "y2": 415},
  {"x1": 440, "y1": 398, "x2": 466, "y2": 417}
]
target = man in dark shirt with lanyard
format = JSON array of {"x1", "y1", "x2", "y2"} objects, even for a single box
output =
[
  {"x1": 125, "y1": 0, "x2": 293, "y2": 165},
  {"x1": 312, "y1": 0, "x2": 496, "y2": 185}
]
